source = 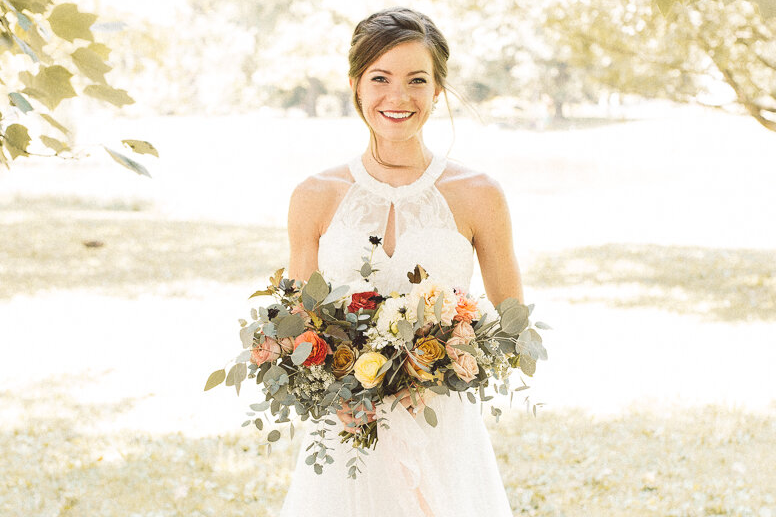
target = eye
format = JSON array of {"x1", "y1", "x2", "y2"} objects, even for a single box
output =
[
  {"x1": 410, "y1": 77, "x2": 427, "y2": 84},
  {"x1": 370, "y1": 76, "x2": 388, "y2": 83}
]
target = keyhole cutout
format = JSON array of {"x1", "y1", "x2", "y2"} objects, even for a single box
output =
[{"x1": 382, "y1": 202, "x2": 397, "y2": 258}]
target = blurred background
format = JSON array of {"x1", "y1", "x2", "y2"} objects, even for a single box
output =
[{"x1": 1, "y1": 0, "x2": 775, "y2": 515}]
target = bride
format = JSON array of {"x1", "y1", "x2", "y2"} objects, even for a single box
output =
[{"x1": 281, "y1": 7, "x2": 523, "y2": 517}]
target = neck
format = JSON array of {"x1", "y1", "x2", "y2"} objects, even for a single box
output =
[{"x1": 362, "y1": 135, "x2": 432, "y2": 181}]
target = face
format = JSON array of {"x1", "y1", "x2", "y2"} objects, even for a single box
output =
[{"x1": 351, "y1": 40, "x2": 442, "y2": 145}]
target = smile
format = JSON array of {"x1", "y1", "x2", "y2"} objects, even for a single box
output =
[{"x1": 380, "y1": 111, "x2": 414, "y2": 120}]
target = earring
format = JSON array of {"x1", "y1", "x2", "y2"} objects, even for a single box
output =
[{"x1": 432, "y1": 97, "x2": 438, "y2": 112}]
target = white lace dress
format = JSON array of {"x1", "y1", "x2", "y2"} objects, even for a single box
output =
[{"x1": 279, "y1": 153, "x2": 514, "y2": 517}]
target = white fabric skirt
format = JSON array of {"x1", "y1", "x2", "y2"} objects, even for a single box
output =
[{"x1": 279, "y1": 393, "x2": 514, "y2": 517}]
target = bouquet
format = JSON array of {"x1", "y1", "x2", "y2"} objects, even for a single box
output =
[{"x1": 205, "y1": 236, "x2": 549, "y2": 478}]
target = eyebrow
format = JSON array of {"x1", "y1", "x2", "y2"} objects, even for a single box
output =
[{"x1": 367, "y1": 68, "x2": 430, "y2": 76}]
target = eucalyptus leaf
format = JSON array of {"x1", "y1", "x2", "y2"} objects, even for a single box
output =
[
  {"x1": 466, "y1": 392, "x2": 477, "y2": 404},
  {"x1": 433, "y1": 291, "x2": 444, "y2": 323},
  {"x1": 360, "y1": 262, "x2": 372, "y2": 278},
  {"x1": 204, "y1": 369, "x2": 226, "y2": 391},
  {"x1": 240, "y1": 321, "x2": 261, "y2": 349},
  {"x1": 423, "y1": 406, "x2": 438, "y2": 427},
  {"x1": 500, "y1": 306, "x2": 529, "y2": 335},
  {"x1": 276, "y1": 314, "x2": 304, "y2": 339},
  {"x1": 291, "y1": 341, "x2": 313, "y2": 366},
  {"x1": 303, "y1": 271, "x2": 329, "y2": 302},
  {"x1": 396, "y1": 319, "x2": 414, "y2": 343},
  {"x1": 535, "y1": 321, "x2": 552, "y2": 330},
  {"x1": 267, "y1": 430, "x2": 281, "y2": 442},
  {"x1": 322, "y1": 284, "x2": 349, "y2": 305}
]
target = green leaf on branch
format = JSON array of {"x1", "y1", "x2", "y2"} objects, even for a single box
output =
[
  {"x1": 20, "y1": 66, "x2": 77, "y2": 110},
  {"x1": 41, "y1": 114, "x2": 70, "y2": 136},
  {"x1": 4, "y1": 124, "x2": 31, "y2": 159},
  {"x1": 104, "y1": 147, "x2": 151, "y2": 177},
  {"x1": 88, "y1": 42, "x2": 112, "y2": 60},
  {"x1": 11, "y1": 35, "x2": 38, "y2": 62},
  {"x1": 48, "y1": 3, "x2": 97, "y2": 42},
  {"x1": 71, "y1": 47, "x2": 112, "y2": 84},
  {"x1": 8, "y1": 0, "x2": 51, "y2": 14},
  {"x1": 121, "y1": 139, "x2": 159, "y2": 157},
  {"x1": 8, "y1": 92, "x2": 33, "y2": 113},
  {"x1": 84, "y1": 84, "x2": 134, "y2": 107},
  {"x1": 204, "y1": 369, "x2": 226, "y2": 391},
  {"x1": 40, "y1": 135, "x2": 67, "y2": 154}
]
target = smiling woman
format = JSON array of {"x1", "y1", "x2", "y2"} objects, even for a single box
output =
[{"x1": 281, "y1": 7, "x2": 523, "y2": 517}]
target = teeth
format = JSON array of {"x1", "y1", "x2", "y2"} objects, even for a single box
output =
[{"x1": 382, "y1": 111, "x2": 412, "y2": 119}]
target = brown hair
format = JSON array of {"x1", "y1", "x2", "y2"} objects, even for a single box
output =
[{"x1": 349, "y1": 7, "x2": 453, "y2": 168}]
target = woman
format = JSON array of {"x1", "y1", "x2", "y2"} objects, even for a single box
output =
[{"x1": 282, "y1": 7, "x2": 523, "y2": 517}]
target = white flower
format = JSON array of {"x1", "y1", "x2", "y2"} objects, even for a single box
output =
[{"x1": 477, "y1": 297, "x2": 499, "y2": 325}]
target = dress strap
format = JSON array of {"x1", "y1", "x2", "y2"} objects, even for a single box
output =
[{"x1": 348, "y1": 152, "x2": 447, "y2": 203}]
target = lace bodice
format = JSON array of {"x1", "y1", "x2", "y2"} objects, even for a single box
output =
[{"x1": 318, "y1": 152, "x2": 474, "y2": 295}]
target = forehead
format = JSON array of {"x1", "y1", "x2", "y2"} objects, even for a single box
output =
[{"x1": 366, "y1": 40, "x2": 433, "y2": 72}]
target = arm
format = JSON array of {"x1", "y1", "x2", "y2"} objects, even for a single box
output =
[
  {"x1": 287, "y1": 177, "x2": 326, "y2": 285},
  {"x1": 470, "y1": 176, "x2": 525, "y2": 306}
]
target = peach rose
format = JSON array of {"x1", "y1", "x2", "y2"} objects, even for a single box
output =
[
  {"x1": 278, "y1": 337, "x2": 294, "y2": 354},
  {"x1": 452, "y1": 321, "x2": 476, "y2": 343},
  {"x1": 445, "y1": 343, "x2": 479, "y2": 383},
  {"x1": 454, "y1": 294, "x2": 479, "y2": 324},
  {"x1": 250, "y1": 336, "x2": 281, "y2": 366},
  {"x1": 290, "y1": 302, "x2": 312, "y2": 324}
]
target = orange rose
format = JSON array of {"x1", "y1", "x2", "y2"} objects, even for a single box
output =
[
  {"x1": 293, "y1": 330, "x2": 331, "y2": 367},
  {"x1": 454, "y1": 295, "x2": 479, "y2": 324}
]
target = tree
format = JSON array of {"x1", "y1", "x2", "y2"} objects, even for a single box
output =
[
  {"x1": 0, "y1": 1, "x2": 156, "y2": 174},
  {"x1": 543, "y1": 0, "x2": 776, "y2": 131}
]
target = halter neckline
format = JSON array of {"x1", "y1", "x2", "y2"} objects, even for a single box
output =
[{"x1": 348, "y1": 152, "x2": 447, "y2": 202}]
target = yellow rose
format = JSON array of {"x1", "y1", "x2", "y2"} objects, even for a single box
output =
[
  {"x1": 413, "y1": 336, "x2": 445, "y2": 365},
  {"x1": 353, "y1": 352, "x2": 389, "y2": 389}
]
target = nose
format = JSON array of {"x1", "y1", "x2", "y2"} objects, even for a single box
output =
[{"x1": 388, "y1": 81, "x2": 411, "y2": 103}]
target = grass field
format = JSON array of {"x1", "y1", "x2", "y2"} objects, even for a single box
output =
[{"x1": 1, "y1": 108, "x2": 775, "y2": 516}]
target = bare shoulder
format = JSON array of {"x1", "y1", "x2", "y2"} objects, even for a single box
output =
[
  {"x1": 288, "y1": 164, "x2": 354, "y2": 235},
  {"x1": 436, "y1": 160, "x2": 508, "y2": 241},
  {"x1": 437, "y1": 160, "x2": 505, "y2": 203}
]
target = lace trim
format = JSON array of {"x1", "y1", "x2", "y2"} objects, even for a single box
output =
[{"x1": 348, "y1": 153, "x2": 447, "y2": 202}]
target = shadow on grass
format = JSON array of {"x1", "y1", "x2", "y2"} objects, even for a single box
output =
[
  {"x1": 529, "y1": 243, "x2": 776, "y2": 322},
  {"x1": 2, "y1": 375, "x2": 774, "y2": 517},
  {"x1": 0, "y1": 197, "x2": 288, "y2": 299},
  {"x1": 0, "y1": 380, "x2": 289, "y2": 517}
]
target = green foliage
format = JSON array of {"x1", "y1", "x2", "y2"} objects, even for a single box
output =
[
  {"x1": 544, "y1": 0, "x2": 776, "y2": 131},
  {"x1": 0, "y1": 0, "x2": 156, "y2": 174}
]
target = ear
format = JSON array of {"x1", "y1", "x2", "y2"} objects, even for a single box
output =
[{"x1": 349, "y1": 77, "x2": 354, "y2": 90}]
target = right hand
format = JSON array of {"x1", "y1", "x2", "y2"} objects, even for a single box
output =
[{"x1": 336, "y1": 398, "x2": 376, "y2": 434}]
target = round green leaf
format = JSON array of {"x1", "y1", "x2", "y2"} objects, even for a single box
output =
[{"x1": 267, "y1": 430, "x2": 281, "y2": 442}]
